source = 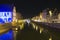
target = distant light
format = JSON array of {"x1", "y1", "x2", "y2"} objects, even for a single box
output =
[
  {"x1": 36, "y1": 26, "x2": 38, "y2": 31},
  {"x1": 49, "y1": 37, "x2": 52, "y2": 40},
  {"x1": 40, "y1": 14, "x2": 42, "y2": 19},
  {"x1": 49, "y1": 11, "x2": 52, "y2": 17},
  {"x1": 40, "y1": 27, "x2": 44, "y2": 34},
  {"x1": 25, "y1": 19, "x2": 31, "y2": 24},
  {"x1": 32, "y1": 23, "x2": 36, "y2": 29},
  {"x1": 15, "y1": 28, "x2": 18, "y2": 31},
  {"x1": 19, "y1": 23, "x2": 24, "y2": 30}
]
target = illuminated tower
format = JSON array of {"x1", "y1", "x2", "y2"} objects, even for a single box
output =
[
  {"x1": 12, "y1": 6, "x2": 18, "y2": 26},
  {"x1": 13, "y1": 6, "x2": 17, "y2": 22}
]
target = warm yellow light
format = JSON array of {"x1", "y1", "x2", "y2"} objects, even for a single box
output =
[
  {"x1": 49, "y1": 38, "x2": 52, "y2": 40},
  {"x1": 15, "y1": 19, "x2": 18, "y2": 22},
  {"x1": 31, "y1": 23, "x2": 36, "y2": 29},
  {"x1": 36, "y1": 26, "x2": 38, "y2": 31},
  {"x1": 19, "y1": 23, "x2": 24, "y2": 30},
  {"x1": 12, "y1": 20, "x2": 17, "y2": 26},
  {"x1": 15, "y1": 28, "x2": 18, "y2": 31},
  {"x1": 49, "y1": 11, "x2": 52, "y2": 17},
  {"x1": 18, "y1": 20, "x2": 24, "y2": 23},
  {"x1": 40, "y1": 27, "x2": 44, "y2": 34},
  {"x1": 0, "y1": 28, "x2": 9, "y2": 34},
  {"x1": 40, "y1": 13, "x2": 43, "y2": 19}
]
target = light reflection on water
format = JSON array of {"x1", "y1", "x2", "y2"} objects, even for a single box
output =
[
  {"x1": 0, "y1": 30, "x2": 14, "y2": 40},
  {"x1": 0, "y1": 23, "x2": 60, "y2": 40},
  {"x1": 16, "y1": 23, "x2": 60, "y2": 40}
]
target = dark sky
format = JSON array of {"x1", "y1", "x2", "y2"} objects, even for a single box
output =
[{"x1": 0, "y1": 0, "x2": 60, "y2": 18}]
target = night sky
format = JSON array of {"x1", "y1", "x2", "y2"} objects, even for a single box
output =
[{"x1": 0, "y1": 0, "x2": 60, "y2": 18}]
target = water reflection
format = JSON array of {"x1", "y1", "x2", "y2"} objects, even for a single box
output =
[
  {"x1": 1, "y1": 22, "x2": 60, "y2": 40},
  {"x1": 39, "y1": 27, "x2": 44, "y2": 34},
  {"x1": 16, "y1": 22, "x2": 60, "y2": 40},
  {"x1": 0, "y1": 30, "x2": 14, "y2": 40},
  {"x1": 49, "y1": 37, "x2": 52, "y2": 40}
]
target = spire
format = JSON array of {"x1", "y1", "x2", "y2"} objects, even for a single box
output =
[
  {"x1": 12, "y1": 6, "x2": 17, "y2": 26},
  {"x1": 13, "y1": 6, "x2": 17, "y2": 22},
  {"x1": 13, "y1": 6, "x2": 16, "y2": 17}
]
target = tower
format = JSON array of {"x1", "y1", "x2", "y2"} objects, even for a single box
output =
[
  {"x1": 12, "y1": 6, "x2": 17, "y2": 26},
  {"x1": 13, "y1": 6, "x2": 17, "y2": 22}
]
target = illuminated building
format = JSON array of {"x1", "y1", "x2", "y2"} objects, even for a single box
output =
[{"x1": 0, "y1": 4, "x2": 13, "y2": 24}]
